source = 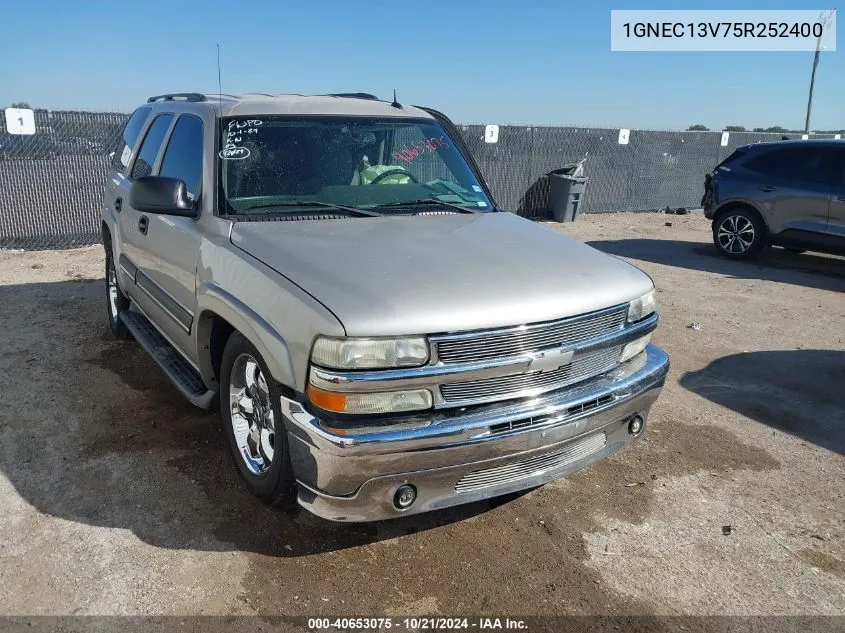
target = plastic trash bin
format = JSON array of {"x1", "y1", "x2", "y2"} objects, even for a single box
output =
[{"x1": 548, "y1": 162, "x2": 588, "y2": 223}]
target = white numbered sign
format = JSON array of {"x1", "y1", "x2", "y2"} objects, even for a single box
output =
[
  {"x1": 4, "y1": 108, "x2": 36, "y2": 135},
  {"x1": 618, "y1": 128, "x2": 630, "y2": 145},
  {"x1": 720, "y1": 131, "x2": 730, "y2": 147},
  {"x1": 484, "y1": 124, "x2": 499, "y2": 144},
  {"x1": 801, "y1": 134, "x2": 809, "y2": 140}
]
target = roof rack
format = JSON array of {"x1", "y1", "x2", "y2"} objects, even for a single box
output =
[
  {"x1": 147, "y1": 93, "x2": 207, "y2": 103},
  {"x1": 325, "y1": 93, "x2": 379, "y2": 100}
]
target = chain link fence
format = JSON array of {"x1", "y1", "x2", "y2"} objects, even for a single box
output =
[
  {"x1": 0, "y1": 108, "x2": 837, "y2": 250},
  {"x1": 459, "y1": 125, "x2": 839, "y2": 216}
]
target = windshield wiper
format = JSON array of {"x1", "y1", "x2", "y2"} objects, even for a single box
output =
[
  {"x1": 238, "y1": 201, "x2": 382, "y2": 217},
  {"x1": 367, "y1": 199, "x2": 481, "y2": 214}
]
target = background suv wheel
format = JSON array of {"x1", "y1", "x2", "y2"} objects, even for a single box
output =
[{"x1": 713, "y1": 208, "x2": 765, "y2": 259}]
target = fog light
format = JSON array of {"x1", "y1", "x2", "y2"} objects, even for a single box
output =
[
  {"x1": 620, "y1": 334, "x2": 651, "y2": 363},
  {"x1": 628, "y1": 415, "x2": 644, "y2": 435},
  {"x1": 394, "y1": 484, "x2": 417, "y2": 509}
]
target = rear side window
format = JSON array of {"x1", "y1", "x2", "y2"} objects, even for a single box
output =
[
  {"x1": 158, "y1": 115, "x2": 204, "y2": 199},
  {"x1": 744, "y1": 147, "x2": 843, "y2": 186},
  {"x1": 715, "y1": 147, "x2": 748, "y2": 171},
  {"x1": 111, "y1": 107, "x2": 151, "y2": 171},
  {"x1": 130, "y1": 114, "x2": 174, "y2": 180}
]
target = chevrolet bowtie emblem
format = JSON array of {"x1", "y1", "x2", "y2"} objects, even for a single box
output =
[{"x1": 527, "y1": 348, "x2": 575, "y2": 373}]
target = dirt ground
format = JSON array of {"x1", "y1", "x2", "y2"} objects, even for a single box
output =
[{"x1": 0, "y1": 212, "x2": 843, "y2": 622}]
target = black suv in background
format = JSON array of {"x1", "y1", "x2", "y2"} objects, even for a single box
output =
[{"x1": 702, "y1": 140, "x2": 845, "y2": 259}]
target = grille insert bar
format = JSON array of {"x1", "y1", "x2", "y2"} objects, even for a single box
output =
[
  {"x1": 488, "y1": 395, "x2": 617, "y2": 435},
  {"x1": 454, "y1": 432, "x2": 607, "y2": 493},
  {"x1": 435, "y1": 306, "x2": 628, "y2": 364},
  {"x1": 567, "y1": 394, "x2": 615, "y2": 415}
]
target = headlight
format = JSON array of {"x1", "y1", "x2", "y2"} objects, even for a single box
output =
[
  {"x1": 619, "y1": 334, "x2": 651, "y2": 363},
  {"x1": 627, "y1": 289, "x2": 657, "y2": 323},
  {"x1": 311, "y1": 335, "x2": 429, "y2": 370},
  {"x1": 307, "y1": 384, "x2": 433, "y2": 415}
]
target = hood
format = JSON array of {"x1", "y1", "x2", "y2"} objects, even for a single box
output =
[{"x1": 230, "y1": 213, "x2": 654, "y2": 336}]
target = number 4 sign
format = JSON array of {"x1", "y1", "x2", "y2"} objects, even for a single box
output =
[{"x1": 4, "y1": 108, "x2": 36, "y2": 135}]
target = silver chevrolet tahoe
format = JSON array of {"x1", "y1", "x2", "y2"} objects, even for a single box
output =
[{"x1": 101, "y1": 92, "x2": 669, "y2": 522}]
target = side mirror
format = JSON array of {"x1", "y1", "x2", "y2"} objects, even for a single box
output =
[{"x1": 129, "y1": 176, "x2": 198, "y2": 217}]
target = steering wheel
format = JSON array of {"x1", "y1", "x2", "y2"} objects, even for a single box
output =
[{"x1": 369, "y1": 168, "x2": 419, "y2": 184}]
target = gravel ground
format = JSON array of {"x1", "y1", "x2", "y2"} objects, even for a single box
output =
[{"x1": 0, "y1": 212, "x2": 843, "y2": 622}]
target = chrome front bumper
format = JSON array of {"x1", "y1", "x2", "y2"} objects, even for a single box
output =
[{"x1": 280, "y1": 345, "x2": 670, "y2": 522}]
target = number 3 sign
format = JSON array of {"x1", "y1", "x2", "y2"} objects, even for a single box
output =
[
  {"x1": 484, "y1": 124, "x2": 499, "y2": 144},
  {"x1": 4, "y1": 108, "x2": 36, "y2": 135}
]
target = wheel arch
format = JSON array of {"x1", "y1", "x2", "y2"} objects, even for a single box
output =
[
  {"x1": 712, "y1": 201, "x2": 769, "y2": 235},
  {"x1": 195, "y1": 287, "x2": 297, "y2": 396}
]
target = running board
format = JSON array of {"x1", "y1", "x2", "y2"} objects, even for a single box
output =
[{"x1": 120, "y1": 311, "x2": 216, "y2": 409}]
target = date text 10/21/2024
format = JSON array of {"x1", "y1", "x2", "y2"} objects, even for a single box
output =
[{"x1": 307, "y1": 618, "x2": 528, "y2": 631}]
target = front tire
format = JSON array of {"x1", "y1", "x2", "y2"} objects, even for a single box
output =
[
  {"x1": 105, "y1": 247, "x2": 131, "y2": 339},
  {"x1": 220, "y1": 332, "x2": 296, "y2": 506},
  {"x1": 712, "y1": 208, "x2": 765, "y2": 259}
]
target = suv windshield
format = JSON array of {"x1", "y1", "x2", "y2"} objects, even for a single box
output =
[{"x1": 218, "y1": 116, "x2": 492, "y2": 215}]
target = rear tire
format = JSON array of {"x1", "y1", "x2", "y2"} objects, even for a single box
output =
[
  {"x1": 712, "y1": 208, "x2": 765, "y2": 260},
  {"x1": 220, "y1": 332, "x2": 297, "y2": 506},
  {"x1": 105, "y1": 247, "x2": 131, "y2": 339}
]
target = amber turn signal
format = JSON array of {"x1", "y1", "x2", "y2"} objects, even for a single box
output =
[{"x1": 306, "y1": 385, "x2": 348, "y2": 413}]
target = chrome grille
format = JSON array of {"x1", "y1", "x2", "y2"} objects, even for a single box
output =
[
  {"x1": 440, "y1": 345, "x2": 622, "y2": 404},
  {"x1": 455, "y1": 432, "x2": 607, "y2": 493},
  {"x1": 435, "y1": 306, "x2": 627, "y2": 364}
]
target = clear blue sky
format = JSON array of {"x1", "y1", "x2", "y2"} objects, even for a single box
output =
[{"x1": 1, "y1": 0, "x2": 840, "y2": 131}]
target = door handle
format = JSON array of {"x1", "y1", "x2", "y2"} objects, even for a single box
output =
[
  {"x1": 758, "y1": 185, "x2": 776, "y2": 192},
  {"x1": 114, "y1": 197, "x2": 122, "y2": 213},
  {"x1": 138, "y1": 215, "x2": 149, "y2": 235}
]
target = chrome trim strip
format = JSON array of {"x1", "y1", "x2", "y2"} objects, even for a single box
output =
[
  {"x1": 135, "y1": 271, "x2": 193, "y2": 333},
  {"x1": 311, "y1": 354, "x2": 530, "y2": 391},
  {"x1": 286, "y1": 344, "x2": 669, "y2": 456},
  {"x1": 309, "y1": 313, "x2": 658, "y2": 405}
]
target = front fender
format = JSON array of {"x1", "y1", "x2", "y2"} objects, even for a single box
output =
[
  {"x1": 194, "y1": 235, "x2": 346, "y2": 394},
  {"x1": 195, "y1": 283, "x2": 297, "y2": 391}
]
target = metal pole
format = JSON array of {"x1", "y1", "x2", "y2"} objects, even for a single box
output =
[
  {"x1": 804, "y1": 49, "x2": 821, "y2": 134},
  {"x1": 804, "y1": 9, "x2": 834, "y2": 135}
]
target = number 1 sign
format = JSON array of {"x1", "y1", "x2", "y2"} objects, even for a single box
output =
[{"x1": 4, "y1": 108, "x2": 36, "y2": 135}]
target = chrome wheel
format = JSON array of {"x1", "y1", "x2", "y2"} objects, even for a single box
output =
[
  {"x1": 717, "y1": 214, "x2": 756, "y2": 254},
  {"x1": 229, "y1": 353, "x2": 275, "y2": 476},
  {"x1": 107, "y1": 260, "x2": 120, "y2": 321}
]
